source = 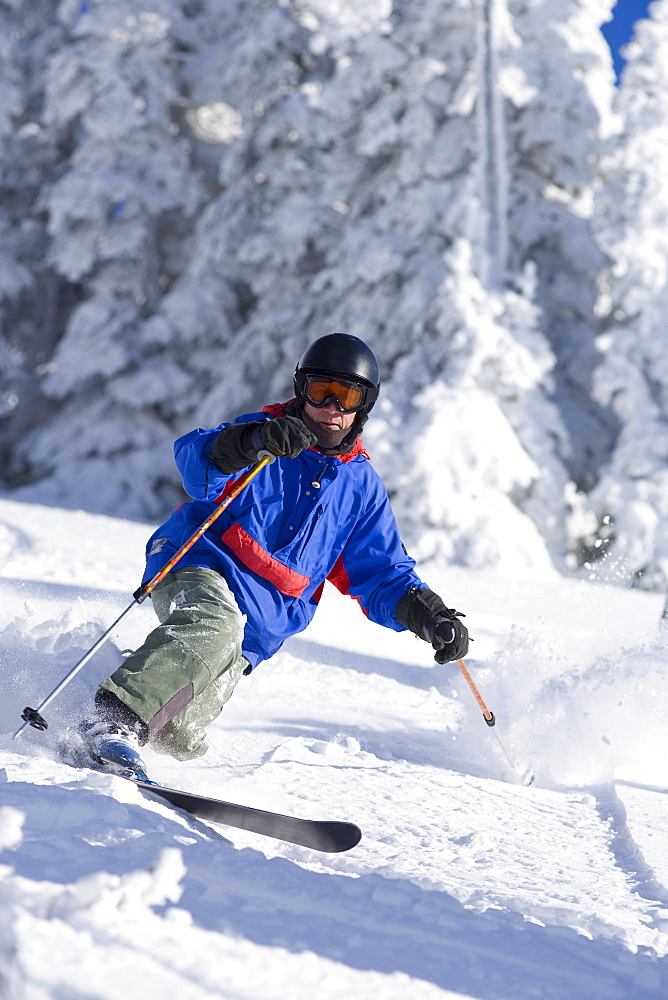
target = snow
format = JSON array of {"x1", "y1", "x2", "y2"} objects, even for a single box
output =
[{"x1": 1, "y1": 496, "x2": 668, "y2": 999}]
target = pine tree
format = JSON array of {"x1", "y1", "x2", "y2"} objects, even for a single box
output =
[
  {"x1": 0, "y1": 1, "x2": 68, "y2": 483},
  {"x1": 15, "y1": 0, "x2": 204, "y2": 516},
  {"x1": 585, "y1": 0, "x2": 668, "y2": 589},
  {"x1": 503, "y1": 0, "x2": 620, "y2": 492}
]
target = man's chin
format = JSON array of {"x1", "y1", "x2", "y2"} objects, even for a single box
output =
[{"x1": 302, "y1": 411, "x2": 348, "y2": 451}]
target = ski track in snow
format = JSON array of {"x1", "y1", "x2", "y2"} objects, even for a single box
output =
[{"x1": 1, "y1": 498, "x2": 668, "y2": 999}]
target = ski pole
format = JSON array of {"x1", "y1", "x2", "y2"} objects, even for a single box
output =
[
  {"x1": 456, "y1": 658, "x2": 534, "y2": 785},
  {"x1": 457, "y1": 658, "x2": 495, "y2": 726},
  {"x1": 13, "y1": 452, "x2": 275, "y2": 739}
]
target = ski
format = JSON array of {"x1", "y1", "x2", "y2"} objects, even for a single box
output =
[
  {"x1": 56, "y1": 728, "x2": 361, "y2": 852},
  {"x1": 134, "y1": 779, "x2": 362, "y2": 854}
]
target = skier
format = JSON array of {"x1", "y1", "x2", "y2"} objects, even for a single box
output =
[{"x1": 67, "y1": 333, "x2": 469, "y2": 780}]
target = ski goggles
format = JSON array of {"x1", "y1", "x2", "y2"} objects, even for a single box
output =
[{"x1": 302, "y1": 375, "x2": 368, "y2": 413}]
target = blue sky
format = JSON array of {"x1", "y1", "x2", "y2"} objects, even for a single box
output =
[{"x1": 602, "y1": 0, "x2": 653, "y2": 78}]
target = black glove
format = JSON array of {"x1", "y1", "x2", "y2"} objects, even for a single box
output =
[
  {"x1": 395, "y1": 586, "x2": 469, "y2": 663},
  {"x1": 426, "y1": 613, "x2": 469, "y2": 664},
  {"x1": 210, "y1": 417, "x2": 317, "y2": 473},
  {"x1": 251, "y1": 416, "x2": 317, "y2": 459}
]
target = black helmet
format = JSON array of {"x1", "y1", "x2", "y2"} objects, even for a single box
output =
[{"x1": 294, "y1": 333, "x2": 380, "y2": 412}]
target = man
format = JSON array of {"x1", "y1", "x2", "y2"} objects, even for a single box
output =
[{"x1": 68, "y1": 333, "x2": 469, "y2": 780}]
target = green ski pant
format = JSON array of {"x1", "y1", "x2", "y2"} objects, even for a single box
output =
[{"x1": 99, "y1": 566, "x2": 247, "y2": 760}]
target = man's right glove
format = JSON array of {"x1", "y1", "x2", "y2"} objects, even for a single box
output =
[
  {"x1": 251, "y1": 416, "x2": 317, "y2": 459},
  {"x1": 394, "y1": 586, "x2": 469, "y2": 663},
  {"x1": 210, "y1": 416, "x2": 317, "y2": 473}
]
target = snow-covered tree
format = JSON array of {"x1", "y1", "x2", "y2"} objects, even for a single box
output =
[
  {"x1": 14, "y1": 0, "x2": 205, "y2": 516},
  {"x1": 0, "y1": 1, "x2": 67, "y2": 481},
  {"x1": 0, "y1": 9, "x2": 28, "y2": 423},
  {"x1": 502, "y1": 0, "x2": 620, "y2": 492},
  {"x1": 365, "y1": 243, "x2": 567, "y2": 574},
  {"x1": 583, "y1": 0, "x2": 668, "y2": 589},
  {"x1": 2, "y1": 0, "x2": 644, "y2": 586}
]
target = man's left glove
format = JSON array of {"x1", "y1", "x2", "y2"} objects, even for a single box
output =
[
  {"x1": 425, "y1": 613, "x2": 469, "y2": 664},
  {"x1": 394, "y1": 586, "x2": 469, "y2": 663}
]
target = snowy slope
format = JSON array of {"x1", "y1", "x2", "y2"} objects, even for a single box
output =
[{"x1": 1, "y1": 497, "x2": 668, "y2": 999}]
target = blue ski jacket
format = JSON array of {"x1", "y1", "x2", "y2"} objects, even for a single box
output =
[{"x1": 142, "y1": 402, "x2": 426, "y2": 668}]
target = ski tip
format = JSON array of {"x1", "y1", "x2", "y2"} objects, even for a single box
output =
[
  {"x1": 340, "y1": 823, "x2": 363, "y2": 852},
  {"x1": 315, "y1": 821, "x2": 362, "y2": 853}
]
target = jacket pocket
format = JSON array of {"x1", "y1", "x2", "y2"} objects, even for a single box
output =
[{"x1": 296, "y1": 505, "x2": 325, "y2": 558}]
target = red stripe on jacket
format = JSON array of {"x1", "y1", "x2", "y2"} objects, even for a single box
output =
[{"x1": 221, "y1": 522, "x2": 310, "y2": 598}]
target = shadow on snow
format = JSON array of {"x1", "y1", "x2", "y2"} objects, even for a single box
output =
[{"x1": 1, "y1": 779, "x2": 666, "y2": 1000}]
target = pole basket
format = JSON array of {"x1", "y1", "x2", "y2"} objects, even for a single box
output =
[{"x1": 21, "y1": 707, "x2": 48, "y2": 731}]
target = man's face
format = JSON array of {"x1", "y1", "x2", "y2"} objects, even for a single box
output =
[{"x1": 302, "y1": 400, "x2": 356, "y2": 450}]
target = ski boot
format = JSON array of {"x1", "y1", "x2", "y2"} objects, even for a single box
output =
[{"x1": 61, "y1": 719, "x2": 153, "y2": 783}]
